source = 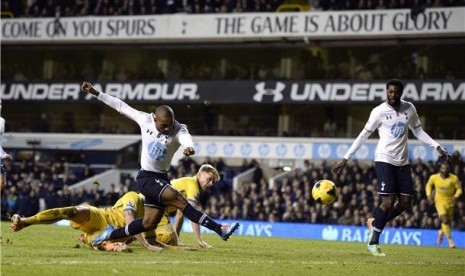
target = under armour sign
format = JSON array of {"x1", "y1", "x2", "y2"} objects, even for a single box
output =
[{"x1": 253, "y1": 82, "x2": 285, "y2": 102}]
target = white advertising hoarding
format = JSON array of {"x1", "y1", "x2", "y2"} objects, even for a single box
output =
[{"x1": 2, "y1": 8, "x2": 464, "y2": 43}]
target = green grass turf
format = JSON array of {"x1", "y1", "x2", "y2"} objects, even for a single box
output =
[{"x1": 1, "y1": 222, "x2": 464, "y2": 276}]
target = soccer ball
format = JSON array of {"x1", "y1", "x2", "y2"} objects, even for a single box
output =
[{"x1": 312, "y1": 180, "x2": 338, "y2": 205}]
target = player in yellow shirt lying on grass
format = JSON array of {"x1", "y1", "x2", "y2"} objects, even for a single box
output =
[
  {"x1": 11, "y1": 187, "x2": 185, "y2": 252},
  {"x1": 425, "y1": 162, "x2": 462, "y2": 249},
  {"x1": 169, "y1": 164, "x2": 220, "y2": 249}
]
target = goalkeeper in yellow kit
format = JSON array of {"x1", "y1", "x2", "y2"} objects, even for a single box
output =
[
  {"x1": 425, "y1": 162, "x2": 462, "y2": 248},
  {"x1": 10, "y1": 188, "x2": 177, "y2": 252}
]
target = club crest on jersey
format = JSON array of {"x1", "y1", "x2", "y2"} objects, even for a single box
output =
[
  {"x1": 148, "y1": 141, "x2": 167, "y2": 160},
  {"x1": 390, "y1": 122, "x2": 406, "y2": 139}
]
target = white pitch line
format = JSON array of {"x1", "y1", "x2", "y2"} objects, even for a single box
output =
[{"x1": 3, "y1": 260, "x2": 465, "y2": 266}]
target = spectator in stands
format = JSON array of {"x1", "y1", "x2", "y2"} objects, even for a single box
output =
[
  {"x1": 5, "y1": 186, "x2": 18, "y2": 217},
  {"x1": 72, "y1": 187, "x2": 88, "y2": 205},
  {"x1": 1, "y1": 0, "x2": 23, "y2": 17},
  {"x1": 78, "y1": 164, "x2": 95, "y2": 181},
  {"x1": 323, "y1": 118, "x2": 337, "y2": 137},
  {"x1": 36, "y1": 113, "x2": 50, "y2": 132},
  {"x1": 4, "y1": 0, "x2": 465, "y2": 19},
  {"x1": 56, "y1": 188, "x2": 72, "y2": 207},
  {"x1": 43, "y1": 183, "x2": 58, "y2": 209}
]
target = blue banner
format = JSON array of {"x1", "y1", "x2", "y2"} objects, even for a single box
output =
[
  {"x1": 312, "y1": 142, "x2": 377, "y2": 160},
  {"x1": 312, "y1": 142, "x2": 455, "y2": 162},
  {"x1": 183, "y1": 220, "x2": 465, "y2": 248}
]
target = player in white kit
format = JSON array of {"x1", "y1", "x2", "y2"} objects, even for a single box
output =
[
  {"x1": 331, "y1": 79, "x2": 450, "y2": 256},
  {"x1": 80, "y1": 82, "x2": 239, "y2": 248},
  {"x1": 0, "y1": 102, "x2": 13, "y2": 192}
]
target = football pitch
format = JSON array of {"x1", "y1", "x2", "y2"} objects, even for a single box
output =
[{"x1": 1, "y1": 222, "x2": 464, "y2": 276}]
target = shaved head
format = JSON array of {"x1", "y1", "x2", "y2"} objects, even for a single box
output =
[
  {"x1": 154, "y1": 105, "x2": 174, "y2": 135},
  {"x1": 155, "y1": 105, "x2": 174, "y2": 119}
]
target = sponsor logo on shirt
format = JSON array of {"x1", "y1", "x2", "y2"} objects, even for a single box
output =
[
  {"x1": 390, "y1": 122, "x2": 406, "y2": 139},
  {"x1": 148, "y1": 141, "x2": 167, "y2": 160}
]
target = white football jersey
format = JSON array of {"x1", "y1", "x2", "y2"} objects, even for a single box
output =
[
  {"x1": 97, "y1": 93, "x2": 193, "y2": 173},
  {"x1": 344, "y1": 100, "x2": 440, "y2": 166},
  {"x1": 0, "y1": 116, "x2": 6, "y2": 158}
]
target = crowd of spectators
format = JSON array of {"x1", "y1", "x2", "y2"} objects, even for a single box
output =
[
  {"x1": 313, "y1": 0, "x2": 465, "y2": 11},
  {"x1": 195, "y1": 151, "x2": 465, "y2": 231},
  {"x1": 0, "y1": 158, "x2": 126, "y2": 220},
  {"x1": 2, "y1": 46, "x2": 462, "y2": 82},
  {"x1": 1, "y1": 0, "x2": 285, "y2": 18},
  {"x1": 2, "y1": 1, "x2": 463, "y2": 84},
  {"x1": 2, "y1": 151, "x2": 464, "y2": 232},
  {"x1": 2, "y1": 0, "x2": 465, "y2": 18}
]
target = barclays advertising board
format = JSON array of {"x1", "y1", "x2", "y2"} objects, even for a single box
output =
[
  {"x1": 185, "y1": 220, "x2": 465, "y2": 248},
  {"x1": 54, "y1": 218, "x2": 464, "y2": 248}
]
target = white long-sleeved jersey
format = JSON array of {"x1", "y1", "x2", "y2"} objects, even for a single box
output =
[
  {"x1": 344, "y1": 100, "x2": 440, "y2": 166},
  {"x1": 0, "y1": 116, "x2": 7, "y2": 158},
  {"x1": 97, "y1": 93, "x2": 193, "y2": 173}
]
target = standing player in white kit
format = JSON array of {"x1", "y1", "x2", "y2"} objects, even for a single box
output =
[{"x1": 331, "y1": 79, "x2": 450, "y2": 256}]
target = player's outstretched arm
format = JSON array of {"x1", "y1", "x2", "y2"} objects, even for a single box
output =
[
  {"x1": 81, "y1": 81, "x2": 146, "y2": 123},
  {"x1": 191, "y1": 218, "x2": 212, "y2": 248},
  {"x1": 174, "y1": 210, "x2": 185, "y2": 236}
]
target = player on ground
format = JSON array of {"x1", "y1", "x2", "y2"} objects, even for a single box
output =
[
  {"x1": 80, "y1": 82, "x2": 239, "y2": 247},
  {"x1": 170, "y1": 164, "x2": 220, "y2": 248},
  {"x1": 331, "y1": 79, "x2": 450, "y2": 256},
  {"x1": 426, "y1": 162, "x2": 462, "y2": 248},
  {"x1": 10, "y1": 190, "x2": 175, "y2": 252}
]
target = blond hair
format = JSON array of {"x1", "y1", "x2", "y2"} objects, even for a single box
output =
[{"x1": 198, "y1": 164, "x2": 220, "y2": 182}]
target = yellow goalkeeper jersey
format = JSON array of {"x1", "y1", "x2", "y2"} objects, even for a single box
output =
[{"x1": 425, "y1": 173, "x2": 462, "y2": 205}]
